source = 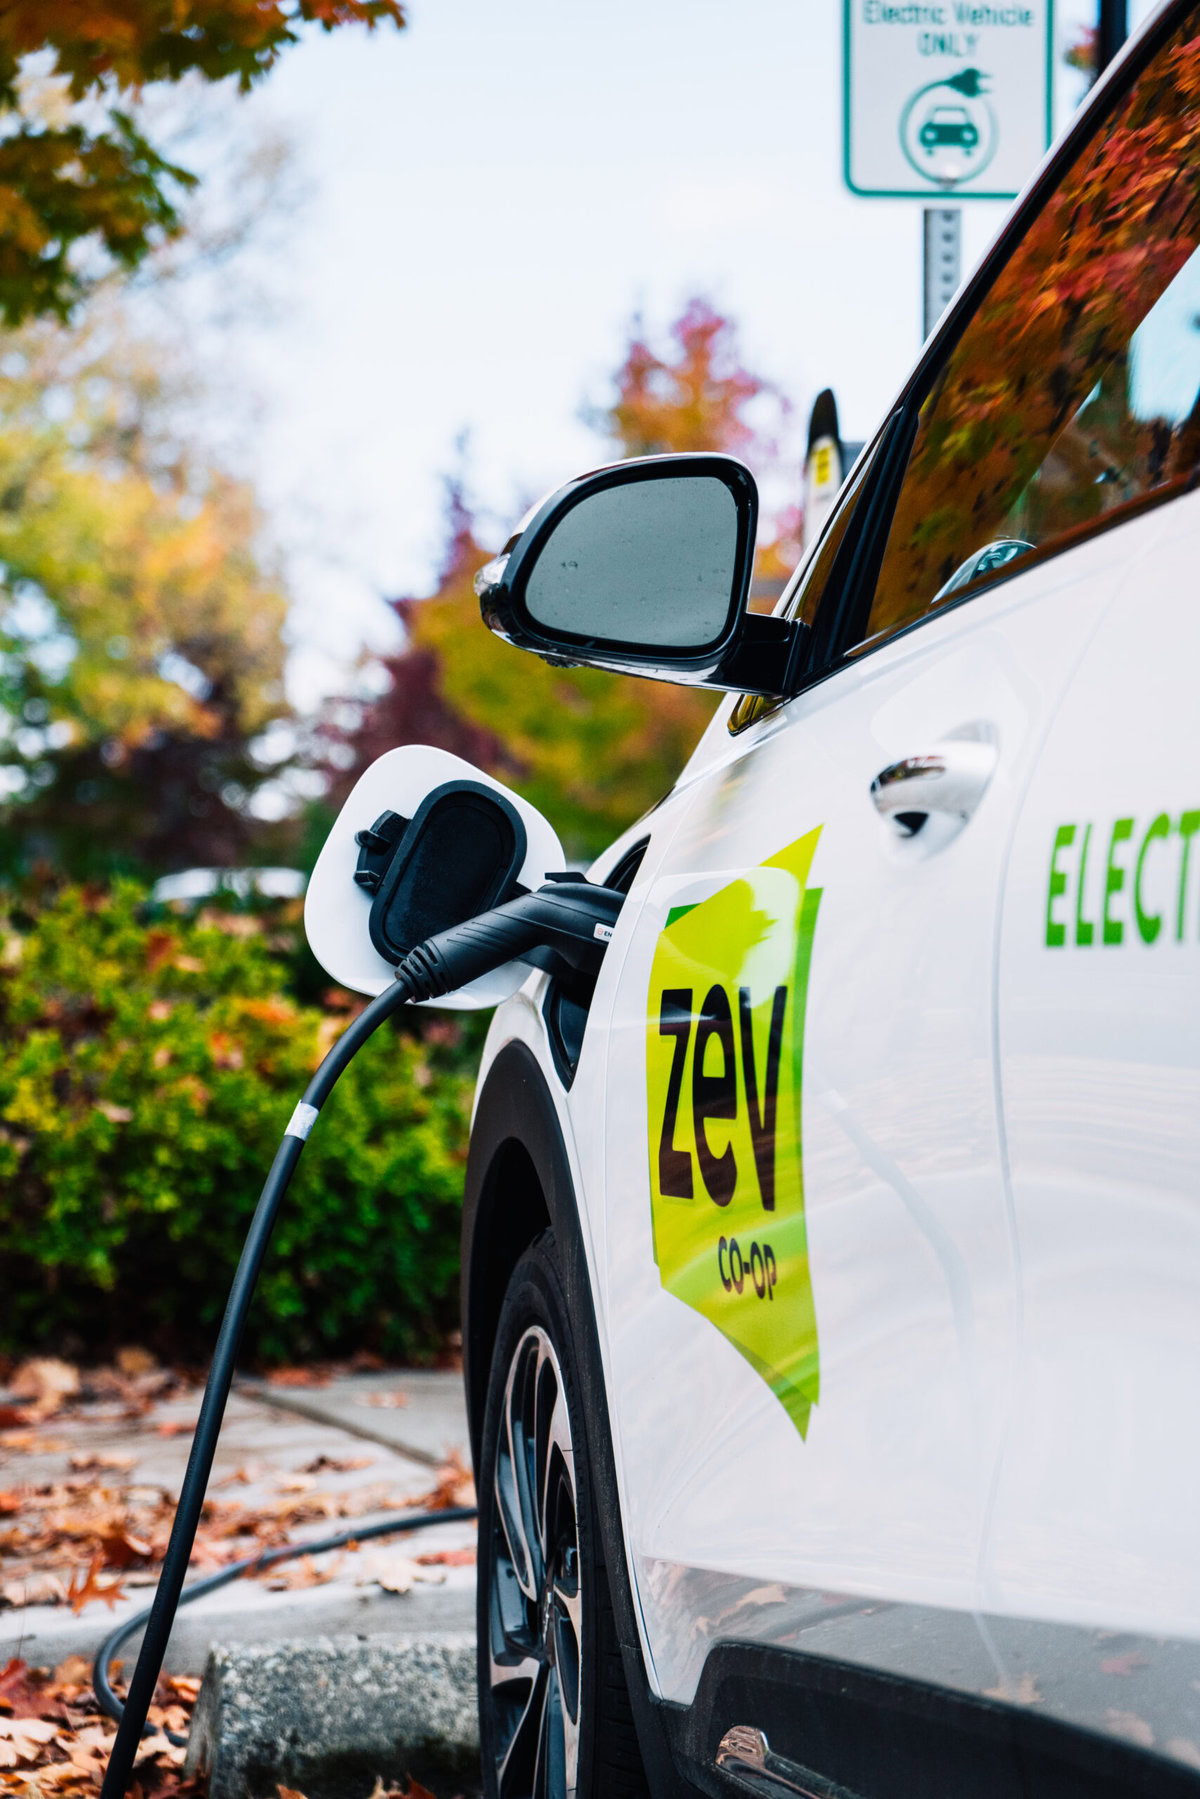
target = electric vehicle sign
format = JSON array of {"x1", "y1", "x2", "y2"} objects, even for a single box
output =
[
  {"x1": 646, "y1": 830, "x2": 823, "y2": 1438},
  {"x1": 843, "y1": 0, "x2": 1053, "y2": 200}
]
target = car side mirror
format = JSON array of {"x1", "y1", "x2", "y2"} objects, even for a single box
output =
[{"x1": 474, "y1": 454, "x2": 807, "y2": 698}]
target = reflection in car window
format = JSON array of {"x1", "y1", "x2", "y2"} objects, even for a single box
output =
[
  {"x1": 728, "y1": 430, "x2": 882, "y2": 732},
  {"x1": 790, "y1": 437, "x2": 878, "y2": 629},
  {"x1": 861, "y1": 9, "x2": 1200, "y2": 651}
]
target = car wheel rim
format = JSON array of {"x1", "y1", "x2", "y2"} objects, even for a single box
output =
[{"x1": 486, "y1": 1324, "x2": 582, "y2": 1799}]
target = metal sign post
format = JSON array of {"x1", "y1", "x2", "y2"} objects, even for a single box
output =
[
  {"x1": 923, "y1": 206, "x2": 962, "y2": 339},
  {"x1": 843, "y1": 0, "x2": 1054, "y2": 338}
]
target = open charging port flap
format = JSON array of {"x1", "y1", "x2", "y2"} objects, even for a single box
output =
[{"x1": 354, "y1": 780, "x2": 528, "y2": 964}]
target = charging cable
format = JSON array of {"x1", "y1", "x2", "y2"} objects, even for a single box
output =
[
  {"x1": 93, "y1": 1504, "x2": 479, "y2": 1746},
  {"x1": 98, "y1": 875, "x2": 623, "y2": 1799}
]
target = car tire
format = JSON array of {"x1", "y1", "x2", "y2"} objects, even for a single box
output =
[{"x1": 476, "y1": 1232, "x2": 651, "y2": 1799}]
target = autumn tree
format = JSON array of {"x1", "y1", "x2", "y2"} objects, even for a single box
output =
[
  {"x1": 0, "y1": 109, "x2": 315, "y2": 880},
  {"x1": 0, "y1": 346, "x2": 293, "y2": 876},
  {"x1": 1064, "y1": 25, "x2": 1098, "y2": 81},
  {"x1": 0, "y1": 0, "x2": 403, "y2": 326},
  {"x1": 595, "y1": 295, "x2": 787, "y2": 462},
  {"x1": 325, "y1": 300, "x2": 796, "y2": 858}
]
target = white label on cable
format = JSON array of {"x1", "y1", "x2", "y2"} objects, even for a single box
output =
[
  {"x1": 286, "y1": 1101, "x2": 319, "y2": 1141},
  {"x1": 593, "y1": 923, "x2": 614, "y2": 942}
]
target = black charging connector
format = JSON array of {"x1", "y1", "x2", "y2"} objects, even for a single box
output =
[{"x1": 396, "y1": 878, "x2": 623, "y2": 1001}]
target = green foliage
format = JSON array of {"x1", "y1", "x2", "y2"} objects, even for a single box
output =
[
  {"x1": 0, "y1": 0, "x2": 404, "y2": 325},
  {"x1": 0, "y1": 111, "x2": 194, "y2": 328},
  {"x1": 0, "y1": 882, "x2": 480, "y2": 1364}
]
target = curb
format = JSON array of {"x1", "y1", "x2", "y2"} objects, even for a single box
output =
[
  {"x1": 184, "y1": 1633, "x2": 480, "y2": 1799},
  {"x1": 6, "y1": 1565, "x2": 477, "y2": 1675}
]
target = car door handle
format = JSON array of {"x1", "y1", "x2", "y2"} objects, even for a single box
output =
[{"x1": 870, "y1": 737, "x2": 997, "y2": 837}]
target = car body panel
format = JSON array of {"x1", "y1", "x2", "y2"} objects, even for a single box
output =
[
  {"x1": 470, "y1": 501, "x2": 1200, "y2": 1770},
  {"x1": 986, "y1": 486, "x2": 1200, "y2": 1644},
  {"x1": 587, "y1": 514, "x2": 1145, "y2": 1704}
]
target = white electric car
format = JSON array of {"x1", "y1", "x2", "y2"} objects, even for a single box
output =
[{"x1": 459, "y1": 5, "x2": 1200, "y2": 1793}]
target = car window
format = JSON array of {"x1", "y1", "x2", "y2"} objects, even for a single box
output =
[
  {"x1": 728, "y1": 427, "x2": 885, "y2": 732},
  {"x1": 788, "y1": 435, "x2": 881, "y2": 631},
  {"x1": 857, "y1": 7, "x2": 1200, "y2": 654}
]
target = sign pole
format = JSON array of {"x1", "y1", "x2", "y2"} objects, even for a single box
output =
[
  {"x1": 922, "y1": 206, "x2": 962, "y2": 341},
  {"x1": 843, "y1": 0, "x2": 1054, "y2": 344}
]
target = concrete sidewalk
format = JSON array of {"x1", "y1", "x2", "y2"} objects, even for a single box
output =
[{"x1": 0, "y1": 1367, "x2": 477, "y2": 1674}]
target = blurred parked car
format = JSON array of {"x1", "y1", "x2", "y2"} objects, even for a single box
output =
[{"x1": 149, "y1": 867, "x2": 306, "y2": 905}]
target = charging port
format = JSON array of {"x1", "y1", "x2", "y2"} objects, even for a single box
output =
[{"x1": 544, "y1": 836, "x2": 648, "y2": 1086}]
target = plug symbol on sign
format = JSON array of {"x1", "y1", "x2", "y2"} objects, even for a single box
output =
[{"x1": 901, "y1": 69, "x2": 998, "y2": 187}]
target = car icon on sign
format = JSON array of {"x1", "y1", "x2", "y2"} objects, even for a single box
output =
[{"x1": 920, "y1": 104, "x2": 979, "y2": 153}]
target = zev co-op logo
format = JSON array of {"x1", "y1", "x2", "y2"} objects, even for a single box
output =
[{"x1": 645, "y1": 830, "x2": 822, "y2": 1438}]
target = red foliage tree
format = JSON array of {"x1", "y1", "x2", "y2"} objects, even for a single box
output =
[{"x1": 324, "y1": 301, "x2": 800, "y2": 852}]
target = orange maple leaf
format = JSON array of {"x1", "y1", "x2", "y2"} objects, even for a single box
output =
[
  {"x1": 65, "y1": 1551, "x2": 126, "y2": 1614},
  {"x1": 422, "y1": 1451, "x2": 476, "y2": 1512}
]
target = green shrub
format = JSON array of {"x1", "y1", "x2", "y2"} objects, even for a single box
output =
[{"x1": 0, "y1": 883, "x2": 483, "y2": 1364}]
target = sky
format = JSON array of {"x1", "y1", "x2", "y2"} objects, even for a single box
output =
[{"x1": 217, "y1": 0, "x2": 1141, "y2": 707}]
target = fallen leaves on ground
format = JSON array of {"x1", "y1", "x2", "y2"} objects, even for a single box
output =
[
  {"x1": 0, "y1": 1468, "x2": 458, "y2": 1613},
  {"x1": 422, "y1": 1453, "x2": 476, "y2": 1512},
  {"x1": 366, "y1": 1556, "x2": 446, "y2": 1596},
  {"x1": 0, "y1": 1431, "x2": 68, "y2": 1454},
  {"x1": 265, "y1": 1367, "x2": 331, "y2": 1389},
  {"x1": 64, "y1": 1553, "x2": 127, "y2": 1615},
  {"x1": 357, "y1": 1391, "x2": 408, "y2": 1409},
  {"x1": 263, "y1": 1554, "x2": 343, "y2": 1592},
  {"x1": 1, "y1": 1359, "x2": 475, "y2": 1623},
  {"x1": 2, "y1": 1353, "x2": 196, "y2": 1432},
  {"x1": 0, "y1": 1653, "x2": 468, "y2": 1798},
  {"x1": 0, "y1": 1714, "x2": 58, "y2": 1765},
  {"x1": 1, "y1": 1571, "x2": 67, "y2": 1609},
  {"x1": 280, "y1": 1777, "x2": 452, "y2": 1799},
  {"x1": 9, "y1": 1362, "x2": 81, "y2": 1421},
  {"x1": 1100, "y1": 1650, "x2": 1149, "y2": 1676},
  {"x1": 0, "y1": 1656, "x2": 202, "y2": 1797},
  {"x1": 213, "y1": 1463, "x2": 262, "y2": 1487}
]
